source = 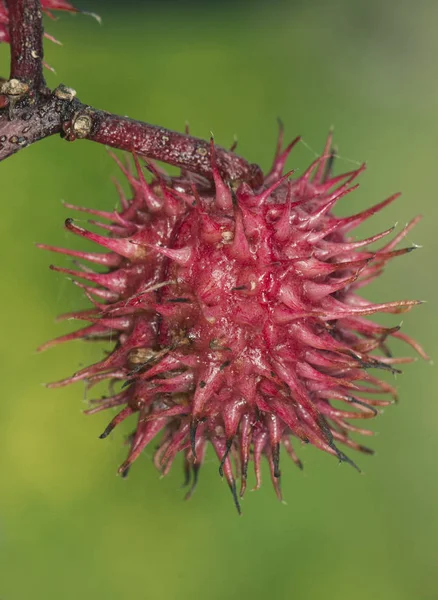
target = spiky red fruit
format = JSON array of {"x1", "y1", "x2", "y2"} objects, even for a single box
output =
[{"x1": 39, "y1": 131, "x2": 426, "y2": 513}]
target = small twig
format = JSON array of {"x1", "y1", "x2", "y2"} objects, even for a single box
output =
[{"x1": 87, "y1": 111, "x2": 263, "y2": 186}]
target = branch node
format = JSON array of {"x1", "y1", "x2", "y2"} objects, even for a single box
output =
[
  {"x1": 54, "y1": 85, "x2": 77, "y2": 102},
  {"x1": 0, "y1": 78, "x2": 31, "y2": 120},
  {"x1": 62, "y1": 109, "x2": 94, "y2": 142}
]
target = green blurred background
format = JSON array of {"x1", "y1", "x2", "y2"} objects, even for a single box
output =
[{"x1": 1, "y1": 1, "x2": 437, "y2": 598}]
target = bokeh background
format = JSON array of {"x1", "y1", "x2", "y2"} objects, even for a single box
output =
[{"x1": 1, "y1": 1, "x2": 437, "y2": 598}]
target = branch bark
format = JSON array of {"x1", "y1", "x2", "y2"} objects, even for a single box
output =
[
  {"x1": 6, "y1": 0, "x2": 45, "y2": 89},
  {"x1": 0, "y1": 1, "x2": 264, "y2": 187}
]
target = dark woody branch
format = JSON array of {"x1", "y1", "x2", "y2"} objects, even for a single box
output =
[{"x1": 0, "y1": 0, "x2": 264, "y2": 187}]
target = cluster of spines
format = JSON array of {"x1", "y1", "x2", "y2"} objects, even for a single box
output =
[{"x1": 38, "y1": 131, "x2": 427, "y2": 513}]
